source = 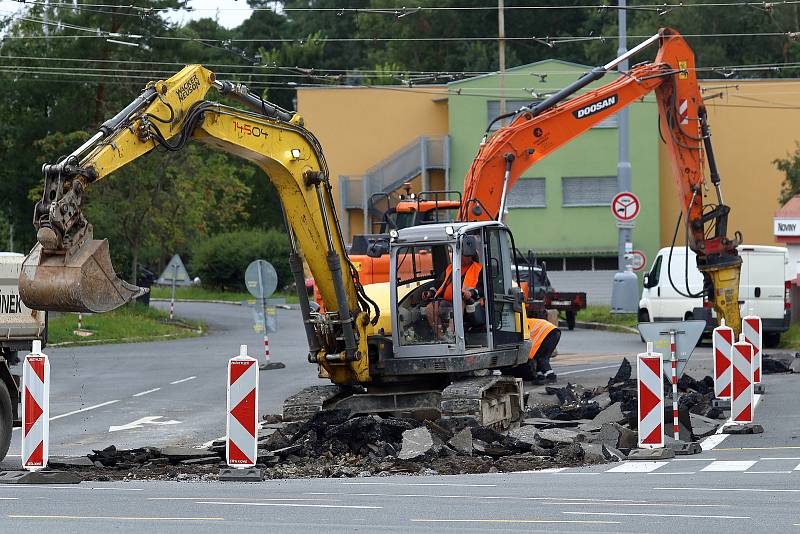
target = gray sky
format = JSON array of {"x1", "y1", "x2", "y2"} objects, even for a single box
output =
[{"x1": 0, "y1": 0, "x2": 258, "y2": 31}]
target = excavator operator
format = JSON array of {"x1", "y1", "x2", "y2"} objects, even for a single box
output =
[{"x1": 424, "y1": 235, "x2": 484, "y2": 337}]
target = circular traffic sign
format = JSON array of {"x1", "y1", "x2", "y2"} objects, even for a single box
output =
[
  {"x1": 611, "y1": 191, "x2": 640, "y2": 222},
  {"x1": 245, "y1": 260, "x2": 278, "y2": 299},
  {"x1": 631, "y1": 250, "x2": 647, "y2": 272}
]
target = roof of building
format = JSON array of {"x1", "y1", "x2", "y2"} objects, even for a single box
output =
[
  {"x1": 448, "y1": 58, "x2": 592, "y2": 86},
  {"x1": 775, "y1": 195, "x2": 800, "y2": 218}
]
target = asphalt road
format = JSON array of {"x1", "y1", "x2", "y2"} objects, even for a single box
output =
[
  {"x1": 3, "y1": 303, "x2": 710, "y2": 462},
  {"x1": 1, "y1": 374, "x2": 798, "y2": 534},
  {"x1": 2, "y1": 305, "x2": 797, "y2": 532},
  {"x1": 5, "y1": 301, "x2": 327, "y2": 460}
]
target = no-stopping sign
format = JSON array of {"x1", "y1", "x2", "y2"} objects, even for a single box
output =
[
  {"x1": 611, "y1": 192, "x2": 640, "y2": 222},
  {"x1": 631, "y1": 250, "x2": 647, "y2": 272}
]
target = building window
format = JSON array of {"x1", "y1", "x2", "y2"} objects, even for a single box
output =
[
  {"x1": 507, "y1": 178, "x2": 546, "y2": 208},
  {"x1": 562, "y1": 176, "x2": 617, "y2": 207},
  {"x1": 487, "y1": 100, "x2": 537, "y2": 131},
  {"x1": 593, "y1": 256, "x2": 619, "y2": 270},
  {"x1": 593, "y1": 113, "x2": 619, "y2": 129}
]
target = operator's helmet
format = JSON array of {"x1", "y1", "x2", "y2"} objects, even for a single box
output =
[{"x1": 461, "y1": 235, "x2": 479, "y2": 259}]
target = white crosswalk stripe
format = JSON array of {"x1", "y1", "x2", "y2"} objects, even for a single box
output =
[
  {"x1": 553, "y1": 458, "x2": 800, "y2": 475},
  {"x1": 701, "y1": 461, "x2": 757, "y2": 472},
  {"x1": 606, "y1": 462, "x2": 669, "y2": 473}
]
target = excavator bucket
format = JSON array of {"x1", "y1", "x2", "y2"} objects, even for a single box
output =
[{"x1": 19, "y1": 239, "x2": 147, "y2": 313}]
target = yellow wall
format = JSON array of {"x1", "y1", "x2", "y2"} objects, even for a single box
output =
[
  {"x1": 660, "y1": 79, "x2": 800, "y2": 247},
  {"x1": 296, "y1": 86, "x2": 449, "y2": 213}
]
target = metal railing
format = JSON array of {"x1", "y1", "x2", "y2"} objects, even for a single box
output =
[{"x1": 339, "y1": 135, "x2": 450, "y2": 239}]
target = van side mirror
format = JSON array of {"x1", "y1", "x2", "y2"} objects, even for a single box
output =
[{"x1": 642, "y1": 273, "x2": 651, "y2": 288}]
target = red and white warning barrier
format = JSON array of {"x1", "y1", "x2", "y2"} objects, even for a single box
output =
[
  {"x1": 730, "y1": 335, "x2": 754, "y2": 424},
  {"x1": 713, "y1": 319, "x2": 734, "y2": 399},
  {"x1": 668, "y1": 332, "x2": 679, "y2": 440},
  {"x1": 742, "y1": 315, "x2": 762, "y2": 384},
  {"x1": 21, "y1": 340, "x2": 49, "y2": 471},
  {"x1": 226, "y1": 344, "x2": 259, "y2": 468},
  {"x1": 637, "y1": 342, "x2": 664, "y2": 449},
  {"x1": 263, "y1": 334, "x2": 271, "y2": 366}
]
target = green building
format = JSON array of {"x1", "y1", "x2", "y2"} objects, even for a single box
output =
[{"x1": 448, "y1": 60, "x2": 660, "y2": 301}]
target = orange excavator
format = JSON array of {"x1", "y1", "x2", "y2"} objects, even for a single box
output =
[
  {"x1": 339, "y1": 27, "x2": 743, "y2": 335},
  {"x1": 459, "y1": 26, "x2": 742, "y2": 335}
]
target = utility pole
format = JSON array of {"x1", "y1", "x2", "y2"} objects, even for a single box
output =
[
  {"x1": 498, "y1": 0, "x2": 506, "y2": 116},
  {"x1": 616, "y1": 0, "x2": 632, "y2": 272},
  {"x1": 610, "y1": 0, "x2": 639, "y2": 314}
]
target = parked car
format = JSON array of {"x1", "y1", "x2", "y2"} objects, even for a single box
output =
[
  {"x1": 639, "y1": 245, "x2": 790, "y2": 347},
  {"x1": 514, "y1": 254, "x2": 587, "y2": 330}
]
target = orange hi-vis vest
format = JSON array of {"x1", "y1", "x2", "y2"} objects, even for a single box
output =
[
  {"x1": 527, "y1": 318, "x2": 557, "y2": 359},
  {"x1": 435, "y1": 262, "x2": 483, "y2": 302}
]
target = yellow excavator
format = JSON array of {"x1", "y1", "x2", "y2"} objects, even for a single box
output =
[
  {"x1": 19, "y1": 65, "x2": 531, "y2": 426},
  {"x1": 19, "y1": 28, "x2": 745, "y2": 427}
]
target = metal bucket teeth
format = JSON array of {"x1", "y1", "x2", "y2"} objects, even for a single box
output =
[{"x1": 19, "y1": 240, "x2": 147, "y2": 313}]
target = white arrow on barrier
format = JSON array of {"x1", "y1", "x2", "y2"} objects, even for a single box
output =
[{"x1": 108, "y1": 416, "x2": 181, "y2": 432}]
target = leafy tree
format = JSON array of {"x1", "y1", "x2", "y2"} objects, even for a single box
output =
[{"x1": 774, "y1": 144, "x2": 800, "y2": 205}]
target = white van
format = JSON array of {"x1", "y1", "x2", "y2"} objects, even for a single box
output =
[{"x1": 639, "y1": 245, "x2": 790, "y2": 347}]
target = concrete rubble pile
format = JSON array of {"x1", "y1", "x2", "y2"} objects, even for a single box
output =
[
  {"x1": 762, "y1": 352, "x2": 800, "y2": 374},
  {"x1": 44, "y1": 357, "x2": 749, "y2": 480}
]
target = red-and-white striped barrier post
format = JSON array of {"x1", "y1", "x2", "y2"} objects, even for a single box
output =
[
  {"x1": 263, "y1": 334, "x2": 271, "y2": 366},
  {"x1": 637, "y1": 342, "x2": 664, "y2": 449},
  {"x1": 21, "y1": 340, "x2": 49, "y2": 471},
  {"x1": 669, "y1": 330, "x2": 679, "y2": 440},
  {"x1": 169, "y1": 265, "x2": 177, "y2": 321},
  {"x1": 713, "y1": 318, "x2": 733, "y2": 399},
  {"x1": 730, "y1": 334, "x2": 754, "y2": 424},
  {"x1": 742, "y1": 315, "x2": 762, "y2": 384},
  {"x1": 226, "y1": 344, "x2": 259, "y2": 468}
]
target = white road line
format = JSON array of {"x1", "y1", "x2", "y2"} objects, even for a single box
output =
[
  {"x1": 340, "y1": 482, "x2": 496, "y2": 487},
  {"x1": 564, "y1": 511, "x2": 750, "y2": 520},
  {"x1": 411, "y1": 519, "x2": 621, "y2": 525},
  {"x1": 700, "y1": 461, "x2": 757, "y2": 472},
  {"x1": 196, "y1": 501, "x2": 381, "y2": 510},
  {"x1": 0, "y1": 498, "x2": 18, "y2": 500},
  {"x1": 50, "y1": 400, "x2": 120, "y2": 421},
  {"x1": 0, "y1": 486, "x2": 142, "y2": 491},
  {"x1": 700, "y1": 393, "x2": 762, "y2": 451},
  {"x1": 606, "y1": 462, "x2": 669, "y2": 473},
  {"x1": 132, "y1": 388, "x2": 161, "y2": 397},
  {"x1": 557, "y1": 364, "x2": 621, "y2": 376},
  {"x1": 170, "y1": 376, "x2": 196, "y2": 385},
  {"x1": 654, "y1": 487, "x2": 800, "y2": 493},
  {"x1": 307, "y1": 492, "x2": 647, "y2": 503},
  {"x1": 700, "y1": 434, "x2": 729, "y2": 451},
  {"x1": 9, "y1": 515, "x2": 223, "y2": 522},
  {"x1": 795, "y1": 463, "x2": 800, "y2": 471},
  {"x1": 150, "y1": 497, "x2": 337, "y2": 502}
]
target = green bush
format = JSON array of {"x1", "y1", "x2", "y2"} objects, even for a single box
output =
[{"x1": 191, "y1": 229, "x2": 291, "y2": 291}]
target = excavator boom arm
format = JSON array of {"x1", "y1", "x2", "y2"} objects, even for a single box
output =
[
  {"x1": 21, "y1": 64, "x2": 373, "y2": 383},
  {"x1": 460, "y1": 28, "x2": 742, "y2": 334}
]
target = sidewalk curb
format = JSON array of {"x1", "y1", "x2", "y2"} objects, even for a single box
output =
[
  {"x1": 151, "y1": 298, "x2": 243, "y2": 306},
  {"x1": 558, "y1": 319, "x2": 638, "y2": 335},
  {"x1": 151, "y1": 298, "x2": 298, "y2": 310},
  {"x1": 48, "y1": 329, "x2": 205, "y2": 348}
]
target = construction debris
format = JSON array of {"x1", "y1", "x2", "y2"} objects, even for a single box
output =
[{"x1": 41, "y1": 360, "x2": 735, "y2": 481}]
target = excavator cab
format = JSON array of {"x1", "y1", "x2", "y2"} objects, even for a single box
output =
[{"x1": 391, "y1": 221, "x2": 526, "y2": 363}]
